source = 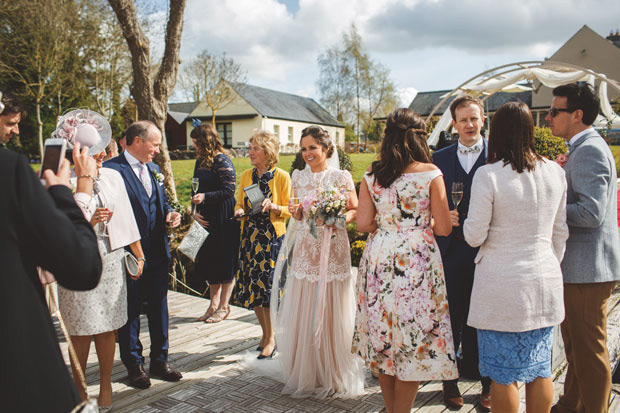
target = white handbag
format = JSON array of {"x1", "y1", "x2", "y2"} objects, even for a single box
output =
[
  {"x1": 123, "y1": 252, "x2": 140, "y2": 277},
  {"x1": 178, "y1": 220, "x2": 209, "y2": 261}
]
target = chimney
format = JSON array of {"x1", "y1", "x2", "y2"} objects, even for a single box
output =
[{"x1": 607, "y1": 30, "x2": 620, "y2": 48}]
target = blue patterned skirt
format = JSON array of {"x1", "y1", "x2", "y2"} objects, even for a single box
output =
[{"x1": 477, "y1": 327, "x2": 553, "y2": 385}]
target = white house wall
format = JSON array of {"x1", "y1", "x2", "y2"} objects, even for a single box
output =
[
  {"x1": 183, "y1": 87, "x2": 345, "y2": 150},
  {"x1": 262, "y1": 118, "x2": 345, "y2": 153}
]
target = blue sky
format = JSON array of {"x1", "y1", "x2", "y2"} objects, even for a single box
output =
[{"x1": 152, "y1": 0, "x2": 620, "y2": 106}]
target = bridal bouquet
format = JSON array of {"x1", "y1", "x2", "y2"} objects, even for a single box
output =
[{"x1": 302, "y1": 185, "x2": 348, "y2": 238}]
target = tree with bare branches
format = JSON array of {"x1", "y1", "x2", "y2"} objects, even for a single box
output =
[
  {"x1": 0, "y1": 0, "x2": 80, "y2": 156},
  {"x1": 108, "y1": 0, "x2": 185, "y2": 203},
  {"x1": 178, "y1": 50, "x2": 247, "y2": 127}
]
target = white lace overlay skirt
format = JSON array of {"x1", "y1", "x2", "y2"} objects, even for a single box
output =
[
  {"x1": 58, "y1": 239, "x2": 127, "y2": 336},
  {"x1": 277, "y1": 274, "x2": 365, "y2": 398}
]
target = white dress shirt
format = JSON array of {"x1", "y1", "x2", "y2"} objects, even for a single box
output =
[
  {"x1": 457, "y1": 139, "x2": 484, "y2": 174},
  {"x1": 123, "y1": 150, "x2": 145, "y2": 180},
  {"x1": 568, "y1": 127, "x2": 593, "y2": 148}
]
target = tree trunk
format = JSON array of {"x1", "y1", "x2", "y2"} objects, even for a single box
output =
[
  {"x1": 108, "y1": 0, "x2": 185, "y2": 204},
  {"x1": 36, "y1": 101, "x2": 43, "y2": 158}
]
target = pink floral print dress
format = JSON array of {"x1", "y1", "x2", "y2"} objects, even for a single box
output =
[{"x1": 352, "y1": 170, "x2": 458, "y2": 381}]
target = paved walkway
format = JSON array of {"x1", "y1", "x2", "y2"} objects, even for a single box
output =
[{"x1": 54, "y1": 288, "x2": 620, "y2": 412}]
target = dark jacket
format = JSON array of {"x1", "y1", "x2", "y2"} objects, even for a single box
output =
[{"x1": 0, "y1": 149, "x2": 102, "y2": 412}]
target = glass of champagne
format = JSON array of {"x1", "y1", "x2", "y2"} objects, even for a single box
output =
[
  {"x1": 451, "y1": 182, "x2": 464, "y2": 209},
  {"x1": 103, "y1": 201, "x2": 114, "y2": 237},
  {"x1": 191, "y1": 177, "x2": 199, "y2": 214},
  {"x1": 289, "y1": 187, "x2": 300, "y2": 215}
]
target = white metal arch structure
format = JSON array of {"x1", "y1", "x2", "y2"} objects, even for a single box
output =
[{"x1": 426, "y1": 60, "x2": 620, "y2": 146}]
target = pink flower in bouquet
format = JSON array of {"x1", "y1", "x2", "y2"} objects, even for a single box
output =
[
  {"x1": 556, "y1": 152, "x2": 569, "y2": 167},
  {"x1": 302, "y1": 192, "x2": 316, "y2": 211}
]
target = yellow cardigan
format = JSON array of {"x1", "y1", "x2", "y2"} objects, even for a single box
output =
[{"x1": 235, "y1": 167, "x2": 291, "y2": 238}]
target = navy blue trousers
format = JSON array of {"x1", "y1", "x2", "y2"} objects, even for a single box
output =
[
  {"x1": 119, "y1": 256, "x2": 169, "y2": 368},
  {"x1": 442, "y1": 237, "x2": 491, "y2": 387}
]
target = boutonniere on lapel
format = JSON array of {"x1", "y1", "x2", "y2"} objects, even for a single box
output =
[
  {"x1": 151, "y1": 169, "x2": 165, "y2": 186},
  {"x1": 555, "y1": 151, "x2": 569, "y2": 167}
]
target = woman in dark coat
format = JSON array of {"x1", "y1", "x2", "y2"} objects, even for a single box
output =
[{"x1": 191, "y1": 123, "x2": 240, "y2": 323}]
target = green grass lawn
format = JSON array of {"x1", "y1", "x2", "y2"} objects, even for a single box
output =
[{"x1": 173, "y1": 153, "x2": 377, "y2": 207}]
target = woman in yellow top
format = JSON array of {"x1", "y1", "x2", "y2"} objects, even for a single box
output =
[{"x1": 234, "y1": 129, "x2": 291, "y2": 359}]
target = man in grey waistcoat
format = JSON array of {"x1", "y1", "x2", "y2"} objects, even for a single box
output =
[{"x1": 547, "y1": 82, "x2": 620, "y2": 413}]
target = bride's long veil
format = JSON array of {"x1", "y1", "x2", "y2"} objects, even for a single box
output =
[{"x1": 270, "y1": 143, "x2": 341, "y2": 349}]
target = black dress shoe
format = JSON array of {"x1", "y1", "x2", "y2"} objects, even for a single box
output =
[
  {"x1": 127, "y1": 364, "x2": 151, "y2": 389},
  {"x1": 256, "y1": 346, "x2": 264, "y2": 352},
  {"x1": 149, "y1": 361, "x2": 182, "y2": 382},
  {"x1": 442, "y1": 381, "x2": 464, "y2": 409}
]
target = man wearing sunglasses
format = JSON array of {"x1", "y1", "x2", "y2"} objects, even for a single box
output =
[{"x1": 546, "y1": 82, "x2": 620, "y2": 413}]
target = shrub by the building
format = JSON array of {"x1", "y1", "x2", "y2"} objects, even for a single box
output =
[{"x1": 534, "y1": 126, "x2": 568, "y2": 159}]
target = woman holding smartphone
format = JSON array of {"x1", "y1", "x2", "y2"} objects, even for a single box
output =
[{"x1": 56, "y1": 110, "x2": 145, "y2": 411}]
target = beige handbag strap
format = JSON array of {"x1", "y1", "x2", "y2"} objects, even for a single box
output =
[{"x1": 46, "y1": 283, "x2": 89, "y2": 397}]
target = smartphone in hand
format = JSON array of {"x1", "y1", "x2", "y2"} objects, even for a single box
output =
[{"x1": 40, "y1": 138, "x2": 67, "y2": 184}]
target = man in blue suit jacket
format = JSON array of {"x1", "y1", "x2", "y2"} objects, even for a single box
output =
[
  {"x1": 105, "y1": 121, "x2": 182, "y2": 388},
  {"x1": 432, "y1": 96, "x2": 491, "y2": 411},
  {"x1": 548, "y1": 83, "x2": 620, "y2": 413}
]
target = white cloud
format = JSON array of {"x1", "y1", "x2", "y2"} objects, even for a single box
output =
[
  {"x1": 161, "y1": 0, "x2": 620, "y2": 103},
  {"x1": 397, "y1": 87, "x2": 419, "y2": 107}
]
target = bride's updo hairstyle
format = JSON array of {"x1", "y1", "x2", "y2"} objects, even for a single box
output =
[
  {"x1": 371, "y1": 108, "x2": 431, "y2": 188},
  {"x1": 300, "y1": 125, "x2": 335, "y2": 158}
]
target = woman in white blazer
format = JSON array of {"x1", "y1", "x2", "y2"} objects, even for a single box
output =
[{"x1": 463, "y1": 102, "x2": 568, "y2": 413}]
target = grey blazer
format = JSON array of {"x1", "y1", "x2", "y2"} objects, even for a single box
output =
[{"x1": 561, "y1": 129, "x2": 620, "y2": 284}]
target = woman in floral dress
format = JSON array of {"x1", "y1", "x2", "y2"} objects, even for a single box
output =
[{"x1": 353, "y1": 108, "x2": 458, "y2": 413}]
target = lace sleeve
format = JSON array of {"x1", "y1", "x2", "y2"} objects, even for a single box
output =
[
  {"x1": 203, "y1": 153, "x2": 236, "y2": 204},
  {"x1": 340, "y1": 170, "x2": 355, "y2": 192}
]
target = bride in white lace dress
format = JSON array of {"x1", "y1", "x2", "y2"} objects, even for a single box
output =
[{"x1": 275, "y1": 126, "x2": 364, "y2": 398}]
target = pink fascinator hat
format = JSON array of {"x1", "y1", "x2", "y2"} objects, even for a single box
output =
[{"x1": 52, "y1": 109, "x2": 112, "y2": 155}]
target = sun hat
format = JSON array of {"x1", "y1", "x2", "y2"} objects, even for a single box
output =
[{"x1": 52, "y1": 109, "x2": 112, "y2": 155}]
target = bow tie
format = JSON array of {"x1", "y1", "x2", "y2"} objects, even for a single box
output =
[{"x1": 458, "y1": 145, "x2": 482, "y2": 155}]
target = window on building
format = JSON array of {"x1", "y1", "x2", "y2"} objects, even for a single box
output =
[
  {"x1": 336, "y1": 131, "x2": 340, "y2": 145},
  {"x1": 273, "y1": 124, "x2": 280, "y2": 140},
  {"x1": 216, "y1": 122, "x2": 233, "y2": 148},
  {"x1": 288, "y1": 127, "x2": 294, "y2": 143}
]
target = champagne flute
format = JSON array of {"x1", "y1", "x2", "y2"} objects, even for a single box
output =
[
  {"x1": 191, "y1": 177, "x2": 199, "y2": 215},
  {"x1": 192, "y1": 177, "x2": 200, "y2": 195},
  {"x1": 451, "y1": 182, "x2": 464, "y2": 209},
  {"x1": 289, "y1": 187, "x2": 300, "y2": 215},
  {"x1": 103, "y1": 201, "x2": 115, "y2": 236}
]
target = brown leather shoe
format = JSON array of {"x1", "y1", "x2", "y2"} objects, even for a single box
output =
[
  {"x1": 149, "y1": 360, "x2": 182, "y2": 382},
  {"x1": 127, "y1": 364, "x2": 151, "y2": 389},
  {"x1": 443, "y1": 381, "x2": 464, "y2": 409},
  {"x1": 479, "y1": 390, "x2": 491, "y2": 412}
]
